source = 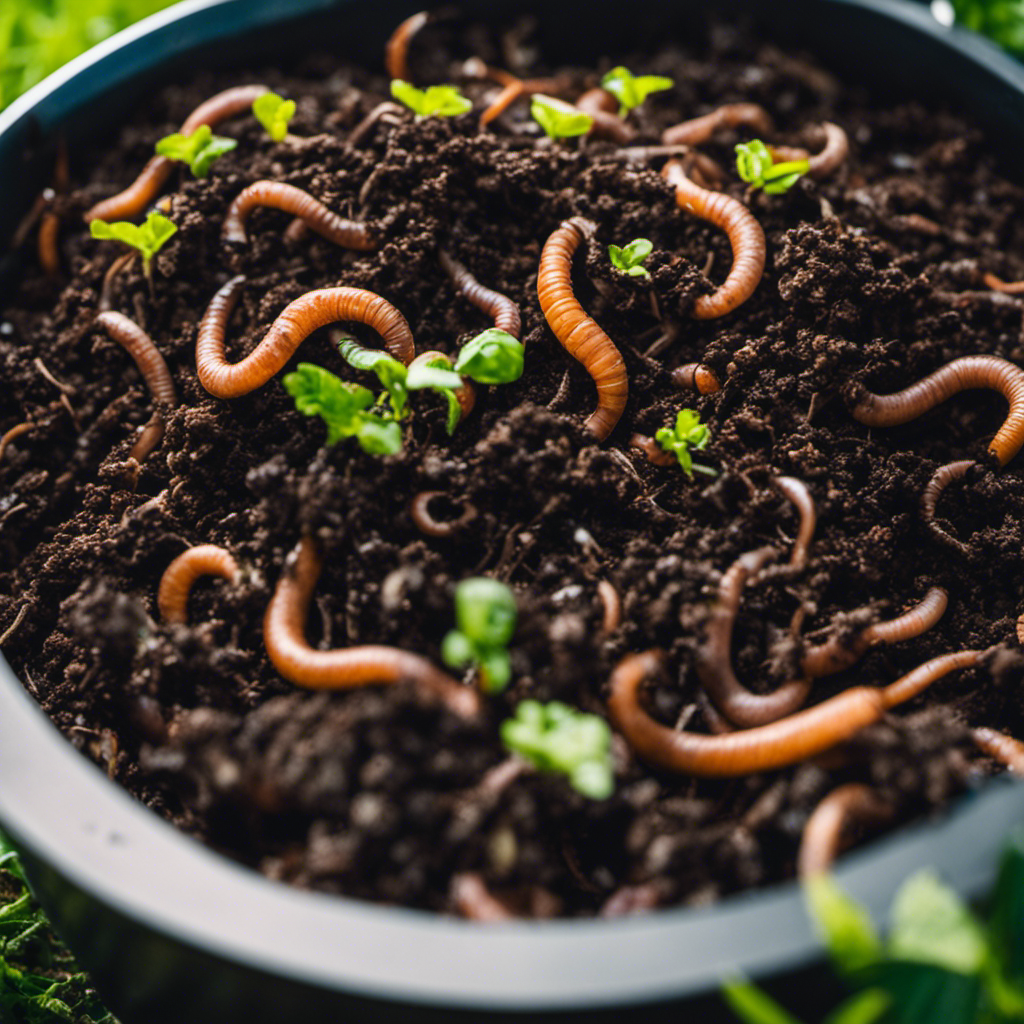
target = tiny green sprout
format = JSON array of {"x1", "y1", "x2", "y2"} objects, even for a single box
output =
[
  {"x1": 406, "y1": 353, "x2": 465, "y2": 435},
  {"x1": 390, "y1": 79, "x2": 472, "y2": 118},
  {"x1": 608, "y1": 238, "x2": 653, "y2": 279},
  {"x1": 155, "y1": 123, "x2": 237, "y2": 177},
  {"x1": 442, "y1": 577, "x2": 517, "y2": 693},
  {"x1": 252, "y1": 91, "x2": 296, "y2": 142},
  {"x1": 655, "y1": 408, "x2": 716, "y2": 478},
  {"x1": 501, "y1": 701, "x2": 614, "y2": 800},
  {"x1": 735, "y1": 138, "x2": 810, "y2": 195},
  {"x1": 600, "y1": 66, "x2": 673, "y2": 117},
  {"x1": 531, "y1": 94, "x2": 593, "y2": 140},
  {"x1": 283, "y1": 362, "x2": 402, "y2": 454},
  {"x1": 338, "y1": 336, "x2": 410, "y2": 418},
  {"x1": 453, "y1": 329, "x2": 525, "y2": 384},
  {"x1": 89, "y1": 211, "x2": 177, "y2": 279}
]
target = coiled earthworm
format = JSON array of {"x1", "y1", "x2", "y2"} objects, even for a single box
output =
[
  {"x1": 662, "y1": 160, "x2": 766, "y2": 320},
  {"x1": 84, "y1": 85, "x2": 268, "y2": 223},
  {"x1": 671, "y1": 362, "x2": 721, "y2": 394},
  {"x1": 0, "y1": 422, "x2": 35, "y2": 464},
  {"x1": 264, "y1": 535, "x2": 480, "y2": 717},
  {"x1": 797, "y1": 783, "x2": 892, "y2": 876},
  {"x1": 99, "y1": 252, "x2": 136, "y2": 313},
  {"x1": 408, "y1": 350, "x2": 476, "y2": 420},
  {"x1": 921, "y1": 460, "x2": 975, "y2": 552},
  {"x1": 196, "y1": 277, "x2": 415, "y2": 398},
  {"x1": 774, "y1": 476, "x2": 816, "y2": 571},
  {"x1": 537, "y1": 217, "x2": 628, "y2": 440},
  {"x1": 439, "y1": 249, "x2": 521, "y2": 339},
  {"x1": 451, "y1": 873, "x2": 514, "y2": 921},
  {"x1": 984, "y1": 272, "x2": 1024, "y2": 296},
  {"x1": 575, "y1": 88, "x2": 636, "y2": 144},
  {"x1": 972, "y1": 727, "x2": 1024, "y2": 774},
  {"x1": 849, "y1": 355, "x2": 1024, "y2": 466},
  {"x1": 597, "y1": 580, "x2": 622, "y2": 634},
  {"x1": 409, "y1": 491, "x2": 478, "y2": 538},
  {"x1": 771, "y1": 123, "x2": 849, "y2": 180},
  {"x1": 608, "y1": 648, "x2": 980, "y2": 777},
  {"x1": 629, "y1": 433, "x2": 675, "y2": 467},
  {"x1": 222, "y1": 182, "x2": 375, "y2": 250},
  {"x1": 385, "y1": 10, "x2": 430, "y2": 82},
  {"x1": 158, "y1": 545, "x2": 241, "y2": 624},
  {"x1": 95, "y1": 311, "x2": 177, "y2": 462},
  {"x1": 661, "y1": 104, "x2": 774, "y2": 147}
]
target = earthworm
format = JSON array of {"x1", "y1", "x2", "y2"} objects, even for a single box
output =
[
  {"x1": 608, "y1": 648, "x2": 980, "y2": 777},
  {"x1": 481, "y1": 81, "x2": 527, "y2": 126},
  {"x1": 348, "y1": 101, "x2": 405, "y2": 147},
  {"x1": 662, "y1": 160, "x2": 766, "y2": 320},
  {"x1": 597, "y1": 580, "x2": 622, "y2": 634},
  {"x1": 95, "y1": 311, "x2": 177, "y2": 462},
  {"x1": 849, "y1": 355, "x2": 1024, "y2": 466},
  {"x1": 264, "y1": 535, "x2": 480, "y2": 717},
  {"x1": 451, "y1": 873, "x2": 514, "y2": 921},
  {"x1": 671, "y1": 362, "x2": 721, "y2": 394},
  {"x1": 774, "y1": 476, "x2": 816, "y2": 570},
  {"x1": 84, "y1": 85, "x2": 268, "y2": 223},
  {"x1": 800, "y1": 122, "x2": 850, "y2": 179},
  {"x1": 222, "y1": 182, "x2": 375, "y2": 250},
  {"x1": 661, "y1": 104, "x2": 774, "y2": 147},
  {"x1": 439, "y1": 249, "x2": 521, "y2": 338},
  {"x1": 921, "y1": 460, "x2": 975, "y2": 552},
  {"x1": 385, "y1": 10, "x2": 430, "y2": 82},
  {"x1": 537, "y1": 217, "x2": 628, "y2": 440},
  {"x1": 0, "y1": 422, "x2": 36, "y2": 465},
  {"x1": 984, "y1": 272, "x2": 1024, "y2": 296},
  {"x1": 99, "y1": 252, "x2": 136, "y2": 312},
  {"x1": 576, "y1": 88, "x2": 636, "y2": 145},
  {"x1": 158, "y1": 545, "x2": 241, "y2": 624},
  {"x1": 409, "y1": 491, "x2": 477, "y2": 538},
  {"x1": 408, "y1": 349, "x2": 476, "y2": 419},
  {"x1": 972, "y1": 727, "x2": 1024, "y2": 774},
  {"x1": 629, "y1": 433, "x2": 675, "y2": 467},
  {"x1": 37, "y1": 212, "x2": 60, "y2": 275},
  {"x1": 196, "y1": 277, "x2": 415, "y2": 398},
  {"x1": 797, "y1": 784, "x2": 892, "y2": 876}
]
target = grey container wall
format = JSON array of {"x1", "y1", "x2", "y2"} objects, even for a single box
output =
[{"x1": 2, "y1": 1, "x2": 1024, "y2": 1021}]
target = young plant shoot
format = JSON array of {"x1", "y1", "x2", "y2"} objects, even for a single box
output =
[
  {"x1": 656, "y1": 408, "x2": 716, "y2": 477},
  {"x1": 600, "y1": 66, "x2": 673, "y2": 117},
  {"x1": 252, "y1": 91, "x2": 296, "y2": 141},
  {"x1": 453, "y1": 329, "x2": 525, "y2": 384},
  {"x1": 735, "y1": 139, "x2": 809, "y2": 194},
  {"x1": 531, "y1": 95, "x2": 594, "y2": 140},
  {"x1": 442, "y1": 577, "x2": 517, "y2": 693},
  {"x1": 89, "y1": 211, "x2": 176, "y2": 280},
  {"x1": 608, "y1": 238, "x2": 653, "y2": 279},
  {"x1": 155, "y1": 123, "x2": 237, "y2": 177},
  {"x1": 501, "y1": 701, "x2": 615, "y2": 800},
  {"x1": 390, "y1": 80, "x2": 472, "y2": 117}
]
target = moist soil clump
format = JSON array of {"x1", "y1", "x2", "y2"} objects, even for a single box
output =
[{"x1": 3, "y1": 18, "x2": 1024, "y2": 917}]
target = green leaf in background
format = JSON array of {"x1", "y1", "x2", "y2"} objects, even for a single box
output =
[
  {"x1": 822, "y1": 989, "x2": 891, "y2": 1024},
  {"x1": 951, "y1": 0, "x2": 1024, "y2": 54},
  {"x1": 865, "y1": 961, "x2": 982, "y2": 1024},
  {"x1": 988, "y1": 828, "x2": 1024, "y2": 985},
  {"x1": 720, "y1": 978, "x2": 806, "y2": 1024},
  {"x1": 805, "y1": 874, "x2": 883, "y2": 976}
]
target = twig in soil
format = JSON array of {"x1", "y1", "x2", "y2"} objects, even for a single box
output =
[
  {"x1": 410, "y1": 491, "x2": 478, "y2": 538},
  {"x1": 671, "y1": 361, "x2": 722, "y2": 394},
  {"x1": 662, "y1": 103, "x2": 774, "y2": 147},
  {"x1": 546, "y1": 367, "x2": 572, "y2": 410},
  {"x1": 848, "y1": 355, "x2": 1024, "y2": 466},
  {"x1": 984, "y1": 272, "x2": 1024, "y2": 296},
  {"x1": 972, "y1": 727, "x2": 1024, "y2": 774},
  {"x1": 347, "y1": 101, "x2": 405, "y2": 146},
  {"x1": 538, "y1": 217, "x2": 628, "y2": 440},
  {"x1": 597, "y1": 580, "x2": 621, "y2": 634},
  {"x1": 384, "y1": 10, "x2": 430, "y2": 82},
  {"x1": 439, "y1": 249, "x2": 522, "y2": 338},
  {"x1": 99, "y1": 252, "x2": 136, "y2": 312},
  {"x1": 0, "y1": 604, "x2": 30, "y2": 647},
  {"x1": 264, "y1": 535, "x2": 480, "y2": 716},
  {"x1": 921, "y1": 459, "x2": 976, "y2": 553},
  {"x1": 33, "y1": 356, "x2": 73, "y2": 394},
  {"x1": 770, "y1": 122, "x2": 850, "y2": 180},
  {"x1": 222, "y1": 182, "x2": 376, "y2": 250},
  {"x1": 84, "y1": 85, "x2": 269, "y2": 223},
  {"x1": 0, "y1": 422, "x2": 36, "y2": 464},
  {"x1": 197, "y1": 277, "x2": 414, "y2": 398},
  {"x1": 629, "y1": 433, "x2": 676, "y2": 467},
  {"x1": 575, "y1": 88, "x2": 636, "y2": 144},
  {"x1": 643, "y1": 322, "x2": 681, "y2": 359},
  {"x1": 158, "y1": 544, "x2": 241, "y2": 624},
  {"x1": 451, "y1": 873, "x2": 514, "y2": 921},
  {"x1": 797, "y1": 783, "x2": 892, "y2": 876},
  {"x1": 11, "y1": 188, "x2": 53, "y2": 249},
  {"x1": 662, "y1": 160, "x2": 767, "y2": 319}
]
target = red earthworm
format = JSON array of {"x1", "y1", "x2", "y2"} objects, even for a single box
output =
[
  {"x1": 84, "y1": 85, "x2": 268, "y2": 223},
  {"x1": 629, "y1": 433, "x2": 675, "y2": 467},
  {"x1": 984, "y1": 272, "x2": 1024, "y2": 296},
  {"x1": 459, "y1": 58, "x2": 564, "y2": 96},
  {"x1": 671, "y1": 362, "x2": 722, "y2": 394},
  {"x1": 661, "y1": 104, "x2": 774, "y2": 147},
  {"x1": 409, "y1": 491, "x2": 478, "y2": 538},
  {"x1": 774, "y1": 476, "x2": 816, "y2": 570},
  {"x1": 451, "y1": 873, "x2": 514, "y2": 922},
  {"x1": 537, "y1": 217, "x2": 628, "y2": 440},
  {"x1": 662, "y1": 159, "x2": 766, "y2": 319},
  {"x1": 264, "y1": 535, "x2": 480, "y2": 717},
  {"x1": 576, "y1": 88, "x2": 636, "y2": 145},
  {"x1": 95, "y1": 311, "x2": 177, "y2": 462},
  {"x1": 438, "y1": 249, "x2": 521, "y2": 339},
  {"x1": 196, "y1": 277, "x2": 415, "y2": 398},
  {"x1": 37, "y1": 212, "x2": 60, "y2": 276},
  {"x1": 385, "y1": 10, "x2": 430, "y2": 82},
  {"x1": 803, "y1": 122, "x2": 850, "y2": 179},
  {"x1": 0, "y1": 423, "x2": 36, "y2": 465},
  {"x1": 608, "y1": 648, "x2": 980, "y2": 777},
  {"x1": 597, "y1": 580, "x2": 621, "y2": 634},
  {"x1": 407, "y1": 349, "x2": 476, "y2": 419},
  {"x1": 972, "y1": 727, "x2": 1024, "y2": 774},
  {"x1": 849, "y1": 355, "x2": 1024, "y2": 466},
  {"x1": 797, "y1": 784, "x2": 892, "y2": 876},
  {"x1": 222, "y1": 181, "x2": 375, "y2": 250},
  {"x1": 99, "y1": 252, "x2": 136, "y2": 312},
  {"x1": 921, "y1": 459, "x2": 975, "y2": 552},
  {"x1": 158, "y1": 545, "x2": 241, "y2": 624},
  {"x1": 481, "y1": 80, "x2": 527, "y2": 126}
]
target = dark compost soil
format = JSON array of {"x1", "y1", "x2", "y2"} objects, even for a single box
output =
[{"x1": 3, "y1": 15, "x2": 1024, "y2": 918}]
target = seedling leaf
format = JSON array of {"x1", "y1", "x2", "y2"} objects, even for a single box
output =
[
  {"x1": 90, "y1": 211, "x2": 177, "y2": 275},
  {"x1": 337, "y1": 336, "x2": 410, "y2": 417},
  {"x1": 735, "y1": 138, "x2": 808, "y2": 194},
  {"x1": 443, "y1": 577, "x2": 517, "y2": 693},
  {"x1": 531, "y1": 95, "x2": 593, "y2": 139},
  {"x1": 155, "y1": 123, "x2": 237, "y2": 177},
  {"x1": 454, "y1": 329, "x2": 524, "y2": 384},
  {"x1": 608, "y1": 238, "x2": 653, "y2": 279},
  {"x1": 655, "y1": 408, "x2": 715, "y2": 478},
  {"x1": 252, "y1": 91, "x2": 296, "y2": 141},
  {"x1": 805, "y1": 874, "x2": 883, "y2": 976},
  {"x1": 720, "y1": 978, "x2": 805, "y2": 1024},
  {"x1": 390, "y1": 79, "x2": 471, "y2": 117},
  {"x1": 600, "y1": 66, "x2": 673, "y2": 116}
]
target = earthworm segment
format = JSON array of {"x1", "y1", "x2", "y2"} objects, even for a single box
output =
[
  {"x1": 410, "y1": 492, "x2": 478, "y2": 538},
  {"x1": 771, "y1": 122, "x2": 850, "y2": 179},
  {"x1": 158, "y1": 545, "x2": 241, "y2": 624},
  {"x1": 661, "y1": 103, "x2": 774, "y2": 147},
  {"x1": 575, "y1": 88, "x2": 636, "y2": 144},
  {"x1": 439, "y1": 249, "x2": 522, "y2": 338},
  {"x1": 773, "y1": 476, "x2": 816, "y2": 571},
  {"x1": 797, "y1": 783, "x2": 892, "y2": 876},
  {"x1": 972, "y1": 727, "x2": 1024, "y2": 774},
  {"x1": 921, "y1": 460, "x2": 976, "y2": 552},
  {"x1": 385, "y1": 10, "x2": 430, "y2": 82},
  {"x1": 671, "y1": 362, "x2": 721, "y2": 395}
]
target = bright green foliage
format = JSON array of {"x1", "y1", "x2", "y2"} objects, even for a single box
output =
[
  {"x1": 607, "y1": 238, "x2": 653, "y2": 279},
  {"x1": 806, "y1": 874, "x2": 884, "y2": 975},
  {"x1": 951, "y1": 1, "x2": 1024, "y2": 53},
  {"x1": 155, "y1": 124, "x2": 237, "y2": 177},
  {"x1": 721, "y1": 978, "x2": 805, "y2": 1024},
  {"x1": 531, "y1": 95, "x2": 593, "y2": 139},
  {"x1": 252, "y1": 91, "x2": 296, "y2": 142},
  {"x1": 735, "y1": 139, "x2": 809, "y2": 194},
  {"x1": 655, "y1": 408, "x2": 715, "y2": 477},
  {"x1": 89, "y1": 211, "x2": 176, "y2": 275},
  {"x1": 599, "y1": 65, "x2": 673, "y2": 116},
  {"x1": 500, "y1": 701, "x2": 615, "y2": 800},
  {"x1": 454, "y1": 329, "x2": 525, "y2": 384},
  {"x1": 442, "y1": 577, "x2": 517, "y2": 693},
  {"x1": 283, "y1": 362, "x2": 401, "y2": 454},
  {"x1": 390, "y1": 79, "x2": 471, "y2": 117}
]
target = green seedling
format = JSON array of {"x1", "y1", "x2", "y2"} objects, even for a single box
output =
[
  {"x1": 252, "y1": 91, "x2": 296, "y2": 141},
  {"x1": 531, "y1": 94, "x2": 593, "y2": 140},
  {"x1": 501, "y1": 700, "x2": 615, "y2": 800},
  {"x1": 390, "y1": 79, "x2": 472, "y2": 117},
  {"x1": 608, "y1": 238, "x2": 653, "y2": 279},
  {"x1": 453, "y1": 329, "x2": 525, "y2": 384},
  {"x1": 442, "y1": 577, "x2": 516, "y2": 693},
  {"x1": 600, "y1": 65, "x2": 673, "y2": 117},
  {"x1": 735, "y1": 138, "x2": 809, "y2": 194},
  {"x1": 89, "y1": 210, "x2": 176, "y2": 280},
  {"x1": 655, "y1": 408, "x2": 716, "y2": 477},
  {"x1": 155, "y1": 123, "x2": 237, "y2": 177}
]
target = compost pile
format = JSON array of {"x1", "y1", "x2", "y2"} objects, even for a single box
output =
[{"x1": 3, "y1": 14, "x2": 1024, "y2": 918}]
